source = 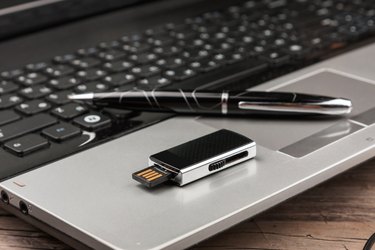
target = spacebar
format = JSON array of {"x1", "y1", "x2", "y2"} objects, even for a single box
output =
[{"x1": 0, "y1": 113, "x2": 57, "y2": 143}]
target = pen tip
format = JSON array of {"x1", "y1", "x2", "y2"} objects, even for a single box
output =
[{"x1": 68, "y1": 93, "x2": 94, "y2": 100}]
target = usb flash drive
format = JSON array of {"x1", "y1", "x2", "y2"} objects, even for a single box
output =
[{"x1": 132, "y1": 129, "x2": 256, "y2": 188}]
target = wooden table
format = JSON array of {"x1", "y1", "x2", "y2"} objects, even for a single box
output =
[{"x1": 0, "y1": 159, "x2": 374, "y2": 250}]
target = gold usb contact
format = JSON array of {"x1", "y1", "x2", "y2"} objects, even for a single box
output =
[{"x1": 132, "y1": 166, "x2": 173, "y2": 188}]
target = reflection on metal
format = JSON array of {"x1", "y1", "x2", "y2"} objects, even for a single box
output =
[
  {"x1": 79, "y1": 131, "x2": 96, "y2": 147},
  {"x1": 280, "y1": 120, "x2": 364, "y2": 158},
  {"x1": 319, "y1": 121, "x2": 352, "y2": 138},
  {"x1": 176, "y1": 163, "x2": 256, "y2": 204}
]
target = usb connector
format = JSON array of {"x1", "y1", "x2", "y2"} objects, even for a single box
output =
[{"x1": 132, "y1": 165, "x2": 173, "y2": 188}]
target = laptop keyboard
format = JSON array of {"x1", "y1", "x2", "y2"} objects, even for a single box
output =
[{"x1": 0, "y1": 0, "x2": 375, "y2": 179}]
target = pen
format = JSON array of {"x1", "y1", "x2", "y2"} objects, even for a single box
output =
[{"x1": 68, "y1": 90, "x2": 352, "y2": 116}]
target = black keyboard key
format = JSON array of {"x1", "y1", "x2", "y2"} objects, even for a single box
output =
[
  {"x1": 104, "y1": 73, "x2": 136, "y2": 86},
  {"x1": 73, "y1": 112, "x2": 111, "y2": 131},
  {"x1": 16, "y1": 72, "x2": 48, "y2": 86},
  {"x1": 131, "y1": 65, "x2": 161, "y2": 78},
  {"x1": 51, "y1": 103, "x2": 88, "y2": 119},
  {"x1": 71, "y1": 57, "x2": 101, "y2": 69},
  {"x1": 366, "y1": 17, "x2": 375, "y2": 31},
  {"x1": 122, "y1": 42, "x2": 152, "y2": 53},
  {"x1": 226, "y1": 53, "x2": 246, "y2": 64},
  {"x1": 189, "y1": 59, "x2": 221, "y2": 72},
  {"x1": 171, "y1": 30, "x2": 196, "y2": 40},
  {"x1": 103, "y1": 60, "x2": 134, "y2": 73},
  {"x1": 237, "y1": 43, "x2": 266, "y2": 56},
  {"x1": 164, "y1": 67, "x2": 196, "y2": 81},
  {"x1": 149, "y1": 35, "x2": 174, "y2": 46},
  {"x1": 0, "y1": 110, "x2": 20, "y2": 126},
  {"x1": 75, "y1": 81, "x2": 109, "y2": 93},
  {"x1": 153, "y1": 45, "x2": 181, "y2": 56},
  {"x1": 114, "y1": 84, "x2": 137, "y2": 92},
  {"x1": 45, "y1": 90, "x2": 72, "y2": 105},
  {"x1": 283, "y1": 44, "x2": 312, "y2": 58},
  {"x1": 16, "y1": 100, "x2": 51, "y2": 115},
  {"x1": 182, "y1": 48, "x2": 210, "y2": 61},
  {"x1": 184, "y1": 38, "x2": 206, "y2": 49},
  {"x1": 1, "y1": 69, "x2": 24, "y2": 80},
  {"x1": 97, "y1": 40, "x2": 121, "y2": 50},
  {"x1": 144, "y1": 26, "x2": 167, "y2": 36},
  {"x1": 19, "y1": 85, "x2": 52, "y2": 99},
  {"x1": 45, "y1": 65, "x2": 75, "y2": 77},
  {"x1": 0, "y1": 81, "x2": 19, "y2": 94},
  {"x1": 212, "y1": 32, "x2": 228, "y2": 43},
  {"x1": 211, "y1": 42, "x2": 233, "y2": 53},
  {"x1": 228, "y1": 32, "x2": 254, "y2": 45},
  {"x1": 339, "y1": 23, "x2": 369, "y2": 38},
  {"x1": 53, "y1": 54, "x2": 77, "y2": 64},
  {"x1": 121, "y1": 33, "x2": 146, "y2": 43},
  {"x1": 261, "y1": 50, "x2": 291, "y2": 65},
  {"x1": 249, "y1": 45, "x2": 268, "y2": 56},
  {"x1": 273, "y1": 37, "x2": 287, "y2": 47},
  {"x1": 76, "y1": 68, "x2": 107, "y2": 81},
  {"x1": 4, "y1": 134, "x2": 49, "y2": 156},
  {"x1": 97, "y1": 50, "x2": 127, "y2": 61},
  {"x1": 25, "y1": 62, "x2": 48, "y2": 72},
  {"x1": 42, "y1": 123, "x2": 81, "y2": 142},
  {"x1": 49, "y1": 76, "x2": 81, "y2": 90},
  {"x1": 138, "y1": 75, "x2": 171, "y2": 89},
  {"x1": 164, "y1": 22, "x2": 189, "y2": 31},
  {"x1": 156, "y1": 57, "x2": 185, "y2": 69},
  {"x1": 0, "y1": 113, "x2": 57, "y2": 142},
  {"x1": 0, "y1": 94, "x2": 23, "y2": 109},
  {"x1": 129, "y1": 53, "x2": 158, "y2": 64},
  {"x1": 76, "y1": 47, "x2": 99, "y2": 57}
]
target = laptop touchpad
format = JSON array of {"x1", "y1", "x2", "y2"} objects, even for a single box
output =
[{"x1": 198, "y1": 70, "x2": 375, "y2": 157}]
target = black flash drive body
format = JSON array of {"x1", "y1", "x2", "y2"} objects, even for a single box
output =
[{"x1": 133, "y1": 129, "x2": 256, "y2": 187}]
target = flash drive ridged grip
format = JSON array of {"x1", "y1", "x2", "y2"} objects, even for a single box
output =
[{"x1": 208, "y1": 160, "x2": 226, "y2": 171}]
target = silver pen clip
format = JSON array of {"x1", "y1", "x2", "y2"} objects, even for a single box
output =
[{"x1": 238, "y1": 98, "x2": 352, "y2": 115}]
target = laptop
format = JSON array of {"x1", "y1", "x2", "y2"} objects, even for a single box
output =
[{"x1": 1, "y1": 0, "x2": 375, "y2": 249}]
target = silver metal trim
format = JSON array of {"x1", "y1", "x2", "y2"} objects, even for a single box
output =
[
  {"x1": 238, "y1": 98, "x2": 352, "y2": 115},
  {"x1": 221, "y1": 92, "x2": 229, "y2": 115}
]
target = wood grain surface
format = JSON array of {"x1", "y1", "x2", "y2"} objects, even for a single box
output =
[{"x1": 0, "y1": 158, "x2": 374, "y2": 250}]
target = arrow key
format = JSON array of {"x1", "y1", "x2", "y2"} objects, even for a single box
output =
[
  {"x1": 4, "y1": 134, "x2": 49, "y2": 156},
  {"x1": 42, "y1": 123, "x2": 81, "y2": 142}
]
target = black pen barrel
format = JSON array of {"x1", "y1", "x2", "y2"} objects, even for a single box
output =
[{"x1": 92, "y1": 91, "x2": 226, "y2": 114}]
